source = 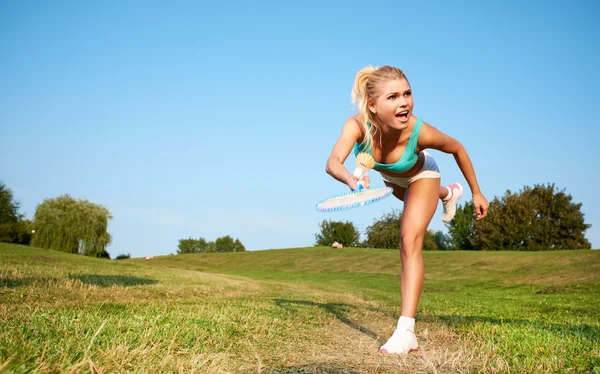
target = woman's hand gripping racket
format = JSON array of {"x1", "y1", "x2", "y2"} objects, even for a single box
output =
[
  {"x1": 353, "y1": 152, "x2": 374, "y2": 190},
  {"x1": 316, "y1": 152, "x2": 393, "y2": 212}
]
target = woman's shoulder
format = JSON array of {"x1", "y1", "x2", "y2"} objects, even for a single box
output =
[
  {"x1": 340, "y1": 114, "x2": 368, "y2": 145},
  {"x1": 416, "y1": 117, "x2": 441, "y2": 136},
  {"x1": 415, "y1": 117, "x2": 450, "y2": 150},
  {"x1": 343, "y1": 114, "x2": 364, "y2": 132},
  {"x1": 347, "y1": 114, "x2": 361, "y2": 125}
]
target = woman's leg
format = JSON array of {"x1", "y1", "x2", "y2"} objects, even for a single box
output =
[
  {"x1": 380, "y1": 177, "x2": 440, "y2": 354},
  {"x1": 390, "y1": 182, "x2": 447, "y2": 201},
  {"x1": 439, "y1": 186, "x2": 449, "y2": 199},
  {"x1": 384, "y1": 181, "x2": 407, "y2": 201},
  {"x1": 383, "y1": 151, "x2": 462, "y2": 221},
  {"x1": 399, "y1": 177, "x2": 440, "y2": 317}
]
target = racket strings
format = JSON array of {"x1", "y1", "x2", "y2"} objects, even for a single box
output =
[{"x1": 316, "y1": 187, "x2": 392, "y2": 211}]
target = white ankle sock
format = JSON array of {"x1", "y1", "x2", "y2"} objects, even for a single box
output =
[
  {"x1": 442, "y1": 186, "x2": 453, "y2": 202},
  {"x1": 397, "y1": 316, "x2": 415, "y2": 330}
]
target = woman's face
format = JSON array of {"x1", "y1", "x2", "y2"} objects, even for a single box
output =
[{"x1": 369, "y1": 78, "x2": 413, "y2": 130}]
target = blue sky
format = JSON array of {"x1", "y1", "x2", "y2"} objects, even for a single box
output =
[{"x1": 1, "y1": 0, "x2": 599, "y2": 258}]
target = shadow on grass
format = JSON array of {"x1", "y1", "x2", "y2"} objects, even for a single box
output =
[
  {"x1": 1, "y1": 275, "x2": 158, "y2": 288},
  {"x1": 265, "y1": 364, "x2": 359, "y2": 374},
  {"x1": 274, "y1": 299, "x2": 386, "y2": 343},
  {"x1": 0, "y1": 276, "x2": 58, "y2": 288},
  {"x1": 424, "y1": 314, "x2": 600, "y2": 341},
  {"x1": 69, "y1": 274, "x2": 158, "y2": 287}
]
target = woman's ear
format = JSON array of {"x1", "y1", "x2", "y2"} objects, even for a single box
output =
[{"x1": 368, "y1": 101, "x2": 376, "y2": 114}]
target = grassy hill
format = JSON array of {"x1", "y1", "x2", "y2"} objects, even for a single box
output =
[{"x1": 1, "y1": 243, "x2": 599, "y2": 373}]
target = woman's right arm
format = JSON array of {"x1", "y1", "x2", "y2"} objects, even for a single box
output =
[{"x1": 325, "y1": 116, "x2": 364, "y2": 190}]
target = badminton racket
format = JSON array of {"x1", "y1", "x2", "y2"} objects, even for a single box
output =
[
  {"x1": 316, "y1": 186, "x2": 393, "y2": 212},
  {"x1": 316, "y1": 152, "x2": 392, "y2": 211}
]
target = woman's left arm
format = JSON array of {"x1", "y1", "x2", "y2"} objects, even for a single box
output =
[{"x1": 419, "y1": 122, "x2": 489, "y2": 219}]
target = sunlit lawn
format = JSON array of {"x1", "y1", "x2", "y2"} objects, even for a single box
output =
[{"x1": 1, "y1": 243, "x2": 599, "y2": 373}]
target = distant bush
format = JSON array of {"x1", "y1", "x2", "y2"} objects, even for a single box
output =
[
  {"x1": 215, "y1": 235, "x2": 246, "y2": 253},
  {"x1": 115, "y1": 253, "x2": 131, "y2": 260},
  {"x1": 178, "y1": 237, "x2": 211, "y2": 254},
  {"x1": 447, "y1": 183, "x2": 592, "y2": 250},
  {"x1": 0, "y1": 182, "x2": 32, "y2": 245},
  {"x1": 362, "y1": 209, "x2": 441, "y2": 250},
  {"x1": 177, "y1": 236, "x2": 246, "y2": 254},
  {"x1": 314, "y1": 219, "x2": 360, "y2": 247}
]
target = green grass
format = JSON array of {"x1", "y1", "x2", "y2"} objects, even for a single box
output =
[{"x1": 1, "y1": 243, "x2": 599, "y2": 373}]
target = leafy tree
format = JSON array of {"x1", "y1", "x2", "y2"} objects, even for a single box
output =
[
  {"x1": 0, "y1": 182, "x2": 21, "y2": 225},
  {"x1": 31, "y1": 194, "x2": 112, "y2": 257},
  {"x1": 471, "y1": 183, "x2": 591, "y2": 251},
  {"x1": 422, "y1": 232, "x2": 439, "y2": 251},
  {"x1": 214, "y1": 236, "x2": 233, "y2": 252},
  {"x1": 363, "y1": 209, "x2": 440, "y2": 250},
  {"x1": 115, "y1": 253, "x2": 131, "y2": 260},
  {"x1": 178, "y1": 236, "x2": 245, "y2": 254},
  {"x1": 215, "y1": 235, "x2": 246, "y2": 252},
  {"x1": 204, "y1": 241, "x2": 216, "y2": 253},
  {"x1": 314, "y1": 219, "x2": 361, "y2": 247},
  {"x1": 0, "y1": 182, "x2": 31, "y2": 245},
  {"x1": 445, "y1": 201, "x2": 477, "y2": 250},
  {"x1": 177, "y1": 237, "x2": 210, "y2": 254},
  {"x1": 363, "y1": 209, "x2": 403, "y2": 249},
  {"x1": 232, "y1": 238, "x2": 246, "y2": 252},
  {"x1": 430, "y1": 230, "x2": 450, "y2": 250}
]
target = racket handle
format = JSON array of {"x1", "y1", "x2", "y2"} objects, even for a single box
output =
[{"x1": 355, "y1": 172, "x2": 368, "y2": 190}]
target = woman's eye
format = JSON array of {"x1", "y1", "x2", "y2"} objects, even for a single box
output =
[
  {"x1": 388, "y1": 95, "x2": 396, "y2": 100},
  {"x1": 404, "y1": 91, "x2": 412, "y2": 97}
]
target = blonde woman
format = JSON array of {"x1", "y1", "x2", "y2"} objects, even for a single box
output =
[{"x1": 325, "y1": 65, "x2": 489, "y2": 354}]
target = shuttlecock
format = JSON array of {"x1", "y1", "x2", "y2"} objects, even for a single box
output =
[{"x1": 353, "y1": 152, "x2": 375, "y2": 179}]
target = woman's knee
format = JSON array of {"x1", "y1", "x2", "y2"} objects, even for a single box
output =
[{"x1": 399, "y1": 234, "x2": 423, "y2": 256}]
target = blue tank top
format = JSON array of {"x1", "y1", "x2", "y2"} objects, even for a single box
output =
[{"x1": 353, "y1": 118, "x2": 423, "y2": 174}]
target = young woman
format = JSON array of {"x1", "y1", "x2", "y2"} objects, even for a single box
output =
[{"x1": 325, "y1": 65, "x2": 489, "y2": 354}]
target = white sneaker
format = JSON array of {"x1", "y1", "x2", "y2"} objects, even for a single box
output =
[
  {"x1": 379, "y1": 327, "x2": 418, "y2": 354},
  {"x1": 441, "y1": 183, "x2": 464, "y2": 223}
]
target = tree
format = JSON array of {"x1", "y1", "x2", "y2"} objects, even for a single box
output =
[
  {"x1": 177, "y1": 237, "x2": 210, "y2": 254},
  {"x1": 431, "y1": 230, "x2": 450, "y2": 250},
  {"x1": 363, "y1": 209, "x2": 403, "y2": 249},
  {"x1": 0, "y1": 182, "x2": 22, "y2": 225},
  {"x1": 471, "y1": 183, "x2": 591, "y2": 251},
  {"x1": 177, "y1": 236, "x2": 245, "y2": 254},
  {"x1": 204, "y1": 241, "x2": 216, "y2": 253},
  {"x1": 233, "y1": 238, "x2": 246, "y2": 252},
  {"x1": 215, "y1": 235, "x2": 246, "y2": 252},
  {"x1": 31, "y1": 194, "x2": 112, "y2": 257},
  {"x1": 445, "y1": 201, "x2": 477, "y2": 250},
  {"x1": 0, "y1": 182, "x2": 31, "y2": 245},
  {"x1": 115, "y1": 253, "x2": 131, "y2": 260},
  {"x1": 314, "y1": 219, "x2": 360, "y2": 247},
  {"x1": 363, "y1": 208, "x2": 440, "y2": 250}
]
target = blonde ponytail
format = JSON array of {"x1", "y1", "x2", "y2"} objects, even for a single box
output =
[{"x1": 351, "y1": 65, "x2": 376, "y2": 152}]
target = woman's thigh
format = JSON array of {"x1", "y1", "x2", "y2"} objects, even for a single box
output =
[
  {"x1": 384, "y1": 181, "x2": 407, "y2": 202},
  {"x1": 400, "y1": 178, "x2": 441, "y2": 238}
]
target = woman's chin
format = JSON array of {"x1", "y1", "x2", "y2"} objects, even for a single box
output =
[
  {"x1": 391, "y1": 119, "x2": 410, "y2": 130},
  {"x1": 380, "y1": 117, "x2": 410, "y2": 131}
]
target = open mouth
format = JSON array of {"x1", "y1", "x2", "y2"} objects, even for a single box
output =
[{"x1": 395, "y1": 110, "x2": 409, "y2": 120}]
